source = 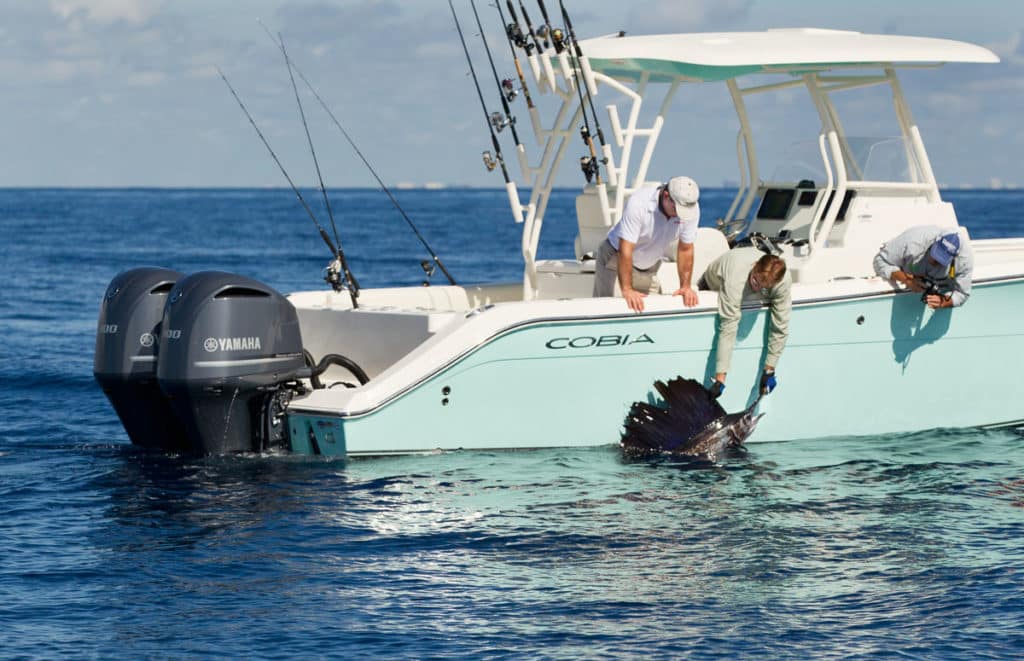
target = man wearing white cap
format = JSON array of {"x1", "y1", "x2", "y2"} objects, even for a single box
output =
[
  {"x1": 873, "y1": 225, "x2": 974, "y2": 309},
  {"x1": 592, "y1": 176, "x2": 701, "y2": 312}
]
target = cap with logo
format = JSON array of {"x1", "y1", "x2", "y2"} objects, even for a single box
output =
[
  {"x1": 929, "y1": 232, "x2": 961, "y2": 267},
  {"x1": 667, "y1": 176, "x2": 700, "y2": 223}
]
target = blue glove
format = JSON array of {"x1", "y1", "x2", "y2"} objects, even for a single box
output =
[
  {"x1": 709, "y1": 380, "x2": 726, "y2": 399},
  {"x1": 760, "y1": 370, "x2": 777, "y2": 395}
]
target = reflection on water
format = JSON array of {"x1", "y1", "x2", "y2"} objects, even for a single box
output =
[
  {"x1": 1, "y1": 429, "x2": 1004, "y2": 656},
  {"x1": 4, "y1": 188, "x2": 1023, "y2": 656},
  {"x1": 2, "y1": 421, "x2": 1021, "y2": 657},
  {"x1": 92, "y1": 449, "x2": 346, "y2": 552}
]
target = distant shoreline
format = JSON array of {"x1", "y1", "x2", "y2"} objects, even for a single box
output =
[{"x1": 0, "y1": 185, "x2": 1017, "y2": 192}]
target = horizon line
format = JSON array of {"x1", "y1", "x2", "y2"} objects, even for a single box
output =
[{"x1": 0, "y1": 184, "x2": 1017, "y2": 191}]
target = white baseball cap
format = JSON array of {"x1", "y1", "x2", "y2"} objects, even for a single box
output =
[{"x1": 667, "y1": 176, "x2": 700, "y2": 222}]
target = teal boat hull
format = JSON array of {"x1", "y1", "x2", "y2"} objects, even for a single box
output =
[{"x1": 288, "y1": 277, "x2": 1024, "y2": 456}]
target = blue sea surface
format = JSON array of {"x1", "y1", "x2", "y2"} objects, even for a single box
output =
[{"x1": 1, "y1": 187, "x2": 1023, "y2": 658}]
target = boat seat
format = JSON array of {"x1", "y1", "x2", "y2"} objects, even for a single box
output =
[
  {"x1": 573, "y1": 182, "x2": 664, "y2": 259},
  {"x1": 656, "y1": 227, "x2": 731, "y2": 293}
]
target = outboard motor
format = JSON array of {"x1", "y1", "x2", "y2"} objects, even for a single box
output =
[
  {"x1": 94, "y1": 267, "x2": 188, "y2": 451},
  {"x1": 157, "y1": 271, "x2": 308, "y2": 455}
]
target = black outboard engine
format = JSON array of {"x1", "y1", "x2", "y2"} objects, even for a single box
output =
[
  {"x1": 157, "y1": 271, "x2": 307, "y2": 455},
  {"x1": 94, "y1": 267, "x2": 188, "y2": 451}
]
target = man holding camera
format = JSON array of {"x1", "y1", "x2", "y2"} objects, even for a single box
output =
[{"x1": 873, "y1": 225, "x2": 974, "y2": 309}]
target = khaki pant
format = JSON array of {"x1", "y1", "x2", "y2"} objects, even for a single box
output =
[{"x1": 592, "y1": 239, "x2": 662, "y2": 297}]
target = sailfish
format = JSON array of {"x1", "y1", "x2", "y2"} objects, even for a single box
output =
[{"x1": 620, "y1": 377, "x2": 764, "y2": 462}]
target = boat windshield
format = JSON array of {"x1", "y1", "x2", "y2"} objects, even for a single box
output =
[{"x1": 768, "y1": 136, "x2": 923, "y2": 185}]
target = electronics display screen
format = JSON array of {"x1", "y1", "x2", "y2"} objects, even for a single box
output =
[{"x1": 756, "y1": 189, "x2": 795, "y2": 220}]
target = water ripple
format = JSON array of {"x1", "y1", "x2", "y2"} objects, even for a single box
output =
[{"x1": 3, "y1": 189, "x2": 1024, "y2": 657}]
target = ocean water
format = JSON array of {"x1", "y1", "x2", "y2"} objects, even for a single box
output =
[{"x1": 1, "y1": 187, "x2": 1023, "y2": 658}]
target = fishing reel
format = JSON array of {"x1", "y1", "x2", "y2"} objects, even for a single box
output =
[
  {"x1": 550, "y1": 27, "x2": 566, "y2": 53},
  {"x1": 421, "y1": 259, "x2": 435, "y2": 287},
  {"x1": 501, "y1": 78, "x2": 519, "y2": 103},
  {"x1": 536, "y1": 25, "x2": 566, "y2": 53},
  {"x1": 506, "y1": 22, "x2": 532, "y2": 53},
  {"x1": 482, "y1": 150, "x2": 500, "y2": 172},
  {"x1": 323, "y1": 258, "x2": 344, "y2": 292},
  {"x1": 489, "y1": 111, "x2": 514, "y2": 133},
  {"x1": 579, "y1": 156, "x2": 598, "y2": 183},
  {"x1": 536, "y1": 24, "x2": 551, "y2": 49}
]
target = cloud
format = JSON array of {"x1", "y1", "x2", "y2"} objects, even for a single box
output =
[
  {"x1": 42, "y1": 56, "x2": 103, "y2": 82},
  {"x1": 271, "y1": 1, "x2": 421, "y2": 61},
  {"x1": 55, "y1": 94, "x2": 91, "y2": 121},
  {"x1": 126, "y1": 70, "x2": 166, "y2": 86},
  {"x1": 624, "y1": 0, "x2": 754, "y2": 33},
  {"x1": 984, "y1": 30, "x2": 1022, "y2": 63},
  {"x1": 924, "y1": 90, "x2": 982, "y2": 115},
  {"x1": 0, "y1": 0, "x2": 1020, "y2": 187},
  {"x1": 962, "y1": 75, "x2": 1024, "y2": 93},
  {"x1": 50, "y1": 0, "x2": 164, "y2": 25}
]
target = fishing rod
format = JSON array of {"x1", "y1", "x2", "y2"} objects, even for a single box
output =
[
  {"x1": 499, "y1": 0, "x2": 534, "y2": 109},
  {"x1": 504, "y1": 0, "x2": 547, "y2": 144},
  {"x1": 451, "y1": 0, "x2": 526, "y2": 224},
  {"x1": 535, "y1": 0, "x2": 566, "y2": 54},
  {"x1": 517, "y1": 1, "x2": 555, "y2": 93},
  {"x1": 449, "y1": 0, "x2": 511, "y2": 183},
  {"x1": 534, "y1": 0, "x2": 601, "y2": 183},
  {"x1": 527, "y1": 0, "x2": 550, "y2": 51},
  {"x1": 535, "y1": 0, "x2": 574, "y2": 93},
  {"x1": 274, "y1": 31, "x2": 360, "y2": 307},
  {"x1": 258, "y1": 23, "x2": 455, "y2": 286},
  {"x1": 215, "y1": 66, "x2": 347, "y2": 290},
  {"x1": 505, "y1": 0, "x2": 533, "y2": 55},
  {"x1": 560, "y1": 0, "x2": 606, "y2": 148},
  {"x1": 518, "y1": 0, "x2": 544, "y2": 54},
  {"x1": 560, "y1": 20, "x2": 601, "y2": 185},
  {"x1": 560, "y1": 0, "x2": 608, "y2": 185},
  {"x1": 469, "y1": 0, "x2": 521, "y2": 149}
]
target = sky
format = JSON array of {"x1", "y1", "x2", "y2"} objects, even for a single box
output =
[{"x1": 1, "y1": 0, "x2": 1023, "y2": 188}]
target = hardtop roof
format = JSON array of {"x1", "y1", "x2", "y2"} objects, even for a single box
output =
[{"x1": 579, "y1": 29, "x2": 999, "y2": 82}]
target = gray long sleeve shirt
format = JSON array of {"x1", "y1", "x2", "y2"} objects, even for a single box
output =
[
  {"x1": 702, "y1": 247, "x2": 792, "y2": 375},
  {"x1": 873, "y1": 225, "x2": 973, "y2": 307}
]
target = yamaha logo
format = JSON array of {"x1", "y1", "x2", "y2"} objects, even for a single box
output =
[
  {"x1": 204, "y1": 336, "x2": 263, "y2": 352},
  {"x1": 139, "y1": 333, "x2": 155, "y2": 348}
]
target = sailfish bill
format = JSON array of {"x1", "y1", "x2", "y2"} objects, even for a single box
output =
[{"x1": 620, "y1": 377, "x2": 764, "y2": 462}]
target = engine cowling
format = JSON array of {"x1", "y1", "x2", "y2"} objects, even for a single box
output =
[
  {"x1": 156, "y1": 271, "x2": 307, "y2": 454},
  {"x1": 94, "y1": 267, "x2": 188, "y2": 451}
]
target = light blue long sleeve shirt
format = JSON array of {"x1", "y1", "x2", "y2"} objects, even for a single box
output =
[{"x1": 873, "y1": 225, "x2": 973, "y2": 307}]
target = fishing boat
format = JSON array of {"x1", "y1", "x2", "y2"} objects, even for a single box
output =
[{"x1": 95, "y1": 12, "x2": 1024, "y2": 456}]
